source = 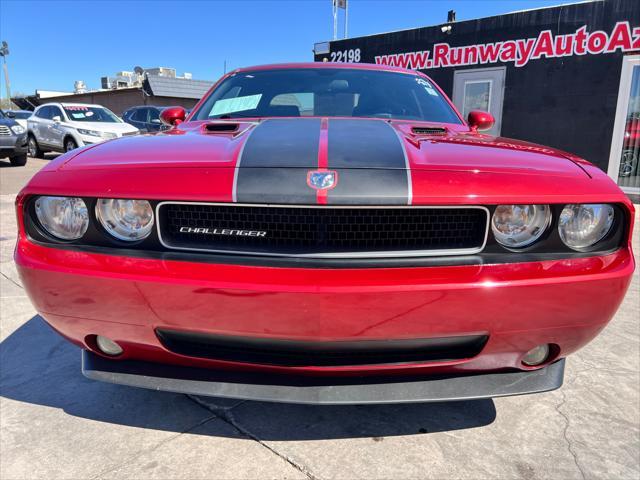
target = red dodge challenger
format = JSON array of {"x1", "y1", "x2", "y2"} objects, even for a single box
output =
[{"x1": 15, "y1": 63, "x2": 635, "y2": 404}]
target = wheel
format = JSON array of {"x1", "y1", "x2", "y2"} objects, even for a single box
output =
[
  {"x1": 27, "y1": 135, "x2": 44, "y2": 158},
  {"x1": 619, "y1": 148, "x2": 638, "y2": 177},
  {"x1": 64, "y1": 137, "x2": 78, "y2": 152},
  {"x1": 9, "y1": 154, "x2": 27, "y2": 167}
]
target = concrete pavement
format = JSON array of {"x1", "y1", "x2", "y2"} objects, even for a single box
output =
[{"x1": 1, "y1": 156, "x2": 638, "y2": 479}]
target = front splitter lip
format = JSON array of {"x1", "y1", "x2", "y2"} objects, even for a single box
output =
[{"x1": 82, "y1": 350, "x2": 565, "y2": 405}]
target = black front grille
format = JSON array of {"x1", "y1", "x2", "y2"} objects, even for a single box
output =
[
  {"x1": 158, "y1": 203, "x2": 487, "y2": 257},
  {"x1": 156, "y1": 329, "x2": 489, "y2": 367}
]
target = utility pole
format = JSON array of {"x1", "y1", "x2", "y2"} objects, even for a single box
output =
[
  {"x1": 332, "y1": 0, "x2": 338, "y2": 40},
  {"x1": 344, "y1": 0, "x2": 348, "y2": 38},
  {"x1": 333, "y1": 0, "x2": 348, "y2": 40},
  {"x1": 0, "y1": 41, "x2": 10, "y2": 106}
]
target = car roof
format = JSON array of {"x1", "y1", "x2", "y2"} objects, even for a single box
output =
[
  {"x1": 38, "y1": 102, "x2": 103, "y2": 108},
  {"x1": 60, "y1": 102, "x2": 103, "y2": 108},
  {"x1": 231, "y1": 62, "x2": 418, "y2": 76},
  {"x1": 126, "y1": 106, "x2": 167, "y2": 110}
]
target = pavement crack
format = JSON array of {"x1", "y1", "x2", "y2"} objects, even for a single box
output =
[
  {"x1": 89, "y1": 414, "x2": 217, "y2": 479},
  {"x1": 187, "y1": 394, "x2": 321, "y2": 480},
  {"x1": 0, "y1": 271, "x2": 23, "y2": 290},
  {"x1": 555, "y1": 391, "x2": 586, "y2": 480}
]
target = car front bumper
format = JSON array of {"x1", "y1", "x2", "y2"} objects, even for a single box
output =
[
  {"x1": 15, "y1": 227, "x2": 634, "y2": 396},
  {"x1": 0, "y1": 133, "x2": 28, "y2": 156}
]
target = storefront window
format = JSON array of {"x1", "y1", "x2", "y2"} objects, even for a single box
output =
[
  {"x1": 462, "y1": 81, "x2": 491, "y2": 117},
  {"x1": 617, "y1": 66, "x2": 640, "y2": 190}
]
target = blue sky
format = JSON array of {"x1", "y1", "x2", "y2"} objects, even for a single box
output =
[{"x1": 1, "y1": 0, "x2": 560, "y2": 95}]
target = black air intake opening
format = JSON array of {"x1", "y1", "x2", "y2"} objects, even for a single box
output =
[
  {"x1": 156, "y1": 329, "x2": 489, "y2": 367},
  {"x1": 411, "y1": 126, "x2": 447, "y2": 135},
  {"x1": 203, "y1": 123, "x2": 239, "y2": 133}
]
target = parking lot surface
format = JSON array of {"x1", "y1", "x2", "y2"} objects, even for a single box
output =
[{"x1": 1, "y1": 156, "x2": 639, "y2": 480}]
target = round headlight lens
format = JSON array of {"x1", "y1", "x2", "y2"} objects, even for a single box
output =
[
  {"x1": 491, "y1": 205, "x2": 551, "y2": 248},
  {"x1": 558, "y1": 204, "x2": 614, "y2": 249},
  {"x1": 96, "y1": 199, "x2": 154, "y2": 241},
  {"x1": 34, "y1": 196, "x2": 89, "y2": 240}
]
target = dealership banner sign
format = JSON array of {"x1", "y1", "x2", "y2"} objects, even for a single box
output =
[{"x1": 372, "y1": 21, "x2": 640, "y2": 70}]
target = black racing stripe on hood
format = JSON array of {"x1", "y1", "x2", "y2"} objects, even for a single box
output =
[
  {"x1": 327, "y1": 119, "x2": 410, "y2": 205},
  {"x1": 234, "y1": 119, "x2": 320, "y2": 203},
  {"x1": 239, "y1": 118, "x2": 321, "y2": 168},
  {"x1": 327, "y1": 119, "x2": 407, "y2": 169},
  {"x1": 328, "y1": 169, "x2": 409, "y2": 205},
  {"x1": 235, "y1": 168, "x2": 316, "y2": 204}
]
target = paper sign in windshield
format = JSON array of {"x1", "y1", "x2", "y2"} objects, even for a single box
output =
[
  {"x1": 415, "y1": 78, "x2": 438, "y2": 96},
  {"x1": 70, "y1": 111, "x2": 94, "y2": 119},
  {"x1": 210, "y1": 94, "x2": 262, "y2": 116}
]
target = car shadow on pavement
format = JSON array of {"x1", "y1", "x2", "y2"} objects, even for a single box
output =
[
  {"x1": 1, "y1": 315, "x2": 497, "y2": 440},
  {"x1": 0, "y1": 153, "x2": 59, "y2": 168}
]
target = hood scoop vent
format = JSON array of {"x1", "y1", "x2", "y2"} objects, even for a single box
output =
[
  {"x1": 203, "y1": 122, "x2": 239, "y2": 134},
  {"x1": 411, "y1": 126, "x2": 448, "y2": 136}
]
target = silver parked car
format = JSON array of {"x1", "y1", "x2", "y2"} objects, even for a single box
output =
[
  {"x1": 0, "y1": 109, "x2": 28, "y2": 166},
  {"x1": 27, "y1": 102, "x2": 139, "y2": 157}
]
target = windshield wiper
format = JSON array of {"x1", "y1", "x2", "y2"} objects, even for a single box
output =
[{"x1": 216, "y1": 113, "x2": 262, "y2": 119}]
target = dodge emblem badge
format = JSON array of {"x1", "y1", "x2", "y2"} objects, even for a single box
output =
[{"x1": 307, "y1": 170, "x2": 338, "y2": 190}]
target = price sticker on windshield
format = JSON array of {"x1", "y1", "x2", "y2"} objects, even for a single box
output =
[{"x1": 210, "y1": 94, "x2": 262, "y2": 116}]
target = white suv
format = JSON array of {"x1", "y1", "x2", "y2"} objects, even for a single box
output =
[{"x1": 27, "y1": 102, "x2": 139, "y2": 157}]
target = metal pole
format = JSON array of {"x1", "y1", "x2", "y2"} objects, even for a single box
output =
[
  {"x1": 344, "y1": 1, "x2": 348, "y2": 38},
  {"x1": 2, "y1": 57, "x2": 10, "y2": 104},
  {"x1": 333, "y1": 0, "x2": 337, "y2": 40}
]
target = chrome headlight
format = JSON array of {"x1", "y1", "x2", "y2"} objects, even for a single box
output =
[
  {"x1": 10, "y1": 125, "x2": 25, "y2": 135},
  {"x1": 77, "y1": 129, "x2": 116, "y2": 139},
  {"x1": 77, "y1": 128, "x2": 101, "y2": 137},
  {"x1": 96, "y1": 199, "x2": 154, "y2": 241},
  {"x1": 491, "y1": 205, "x2": 551, "y2": 248},
  {"x1": 34, "y1": 196, "x2": 89, "y2": 240},
  {"x1": 558, "y1": 204, "x2": 614, "y2": 249}
]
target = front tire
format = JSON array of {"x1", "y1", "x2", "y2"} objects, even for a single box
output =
[
  {"x1": 27, "y1": 135, "x2": 44, "y2": 158},
  {"x1": 9, "y1": 154, "x2": 27, "y2": 167},
  {"x1": 64, "y1": 137, "x2": 78, "y2": 152}
]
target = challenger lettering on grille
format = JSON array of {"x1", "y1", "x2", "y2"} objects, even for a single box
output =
[{"x1": 179, "y1": 227, "x2": 267, "y2": 237}]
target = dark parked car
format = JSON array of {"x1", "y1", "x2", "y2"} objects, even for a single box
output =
[
  {"x1": 0, "y1": 109, "x2": 28, "y2": 166},
  {"x1": 122, "y1": 106, "x2": 175, "y2": 133}
]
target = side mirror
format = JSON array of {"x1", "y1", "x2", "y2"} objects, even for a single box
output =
[
  {"x1": 5, "y1": 111, "x2": 15, "y2": 118},
  {"x1": 467, "y1": 110, "x2": 494, "y2": 132},
  {"x1": 52, "y1": 116, "x2": 62, "y2": 123},
  {"x1": 160, "y1": 107, "x2": 186, "y2": 126}
]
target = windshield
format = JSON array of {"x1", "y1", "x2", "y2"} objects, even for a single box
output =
[
  {"x1": 13, "y1": 111, "x2": 32, "y2": 119},
  {"x1": 63, "y1": 106, "x2": 121, "y2": 123},
  {"x1": 193, "y1": 68, "x2": 462, "y2": 123}
]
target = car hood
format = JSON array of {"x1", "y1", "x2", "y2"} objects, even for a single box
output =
[
  {"x1": 57, "y1": 117, "x2": 586, "y2": 177},
  {"x1": 30, "y1": 117, "x2": 620, "y2": 205},
  {"x1": 0, "y1": 117, "x2": 20, "y2": 128}
]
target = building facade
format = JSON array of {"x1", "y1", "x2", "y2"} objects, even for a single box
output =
[
  {"x1": 13, "y1": 76, "x2": 213, "y2": 116},
  {"x1": 314, "y1": 0, "x2": 640, "y2": 196}
]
